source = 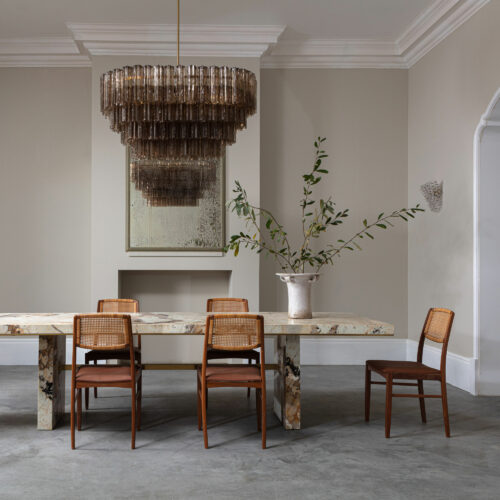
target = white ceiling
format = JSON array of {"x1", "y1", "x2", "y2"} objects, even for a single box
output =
[
  {"x1": 0, "y1": 0, "x2": 490, "y2": 68},
  {"x1": 0, "y1": 0, "x2": 434, "y2": 40}
]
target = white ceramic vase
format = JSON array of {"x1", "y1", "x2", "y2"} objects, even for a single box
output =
[{"x1": 276, "y1": 273, "x2": 320, "y2": 319}]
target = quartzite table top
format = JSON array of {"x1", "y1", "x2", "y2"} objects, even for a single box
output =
[{"x1": 0, "y1": 312, "x2": 394, "y2": 337}]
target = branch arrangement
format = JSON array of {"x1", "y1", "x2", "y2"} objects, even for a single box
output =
[{"x1": 225, "y1": 137, "x2": 424, "y2": 273}]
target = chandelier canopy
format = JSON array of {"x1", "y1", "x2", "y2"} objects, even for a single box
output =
[{"x1": 100, "y1": 64, "x2": 257, "y2": 161}]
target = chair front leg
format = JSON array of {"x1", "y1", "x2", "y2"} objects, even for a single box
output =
[
  {"x1": 256, "y1": 388, "x2": 262, "y2": 431},
  {"x1": 77, "y1": 388, "x2": 82, "y2": 431},
  {"x1": 93, "y1": 360, "x2": 98, "y2": 399},
  {"x1": 136, "y1": 375, "x2": 142, "y2": 431},
  {"x1": 247, "y1": 358, "x2": 252, "y2": 399},
  {"x1": 385, "y1": 375, "x2": 393, "y2": 438},
  {"x1": 131, "y1": 383, "x2": 136, "y2": 450},
  {"x1": 197, "y1": 374, "x2": 202, "y2": 431},
  {"x1": 441, "y1": 378, "x2": 451, "y2": 437},
  {"x1": 71, "y1": 384, "x2": 76, "y2": 449},
  {"x1": 84, "y1": 354, "x2": 89, "y2": 410},
  {"x1": 365, "y1": 364, "x2": 371, "y2": 422},
  {"x1": 201, "y1": 380, "x2": 208, "y2": 449},
  {"x1": 261, "y1": 383, "x2": 267, "y2": 450},
  {"x1": 417, "y1": 380, "x2": 427, "y2": 423}
]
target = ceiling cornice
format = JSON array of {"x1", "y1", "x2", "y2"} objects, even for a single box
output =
[
  {"x1": 400, "y1": 0, "x2": 490, "y2": 67},
  {"x1": 262, "y1": 0, "x2": 490, "y2": 69},
  {"x1": 0, "y1": 1, "x2": 490, "y2": 69},
  {"x1": 0, "y1": 55, "x2": 91, "y2": 67},
  {"x1": 67, "y1": 23, "x2": 286, "y2": 44},
  {"x1": 0, "y1": 37, "x2": 79, "y2": 55},
  {"x1": 68, "y1": 23, "x2": 285, "y2": 58},
  {"x1": 261, "y1": 40, "x2": 405, "y2": 69}
]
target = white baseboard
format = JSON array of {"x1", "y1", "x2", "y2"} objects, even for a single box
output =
[
  {"x1": 0, "y1": 337, "x2": 477, "y2": 394},
  {"x1": 406, "y1": 340, "x2": 477, "y2": 395}
]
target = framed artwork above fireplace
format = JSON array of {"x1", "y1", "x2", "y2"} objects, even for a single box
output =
[{"x1": 126, "y1": 148, "x2": 225, "y2": 251}]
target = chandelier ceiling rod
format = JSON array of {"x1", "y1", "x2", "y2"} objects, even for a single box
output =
[{"x1": 177, "y1": 0, "x2": 180, "y2": 65}]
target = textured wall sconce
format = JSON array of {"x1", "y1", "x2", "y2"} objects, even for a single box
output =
[{"x1": 420, "y1": 181, "x2": 443, "y2": 212}]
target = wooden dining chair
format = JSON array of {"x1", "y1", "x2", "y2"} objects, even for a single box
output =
[
  {"x1": 84, "y1": 299, "x2": 140, "y2": 409},
  {"x1": 206, "y1": 298, "x2": 259, "y2": 398},
  {"x1": 198, "y1": 314, "x2": 267, "y2": 449},
  {"x1": 71, "y1": 314, "x2": 142, "y2": 449},
  {"x1": 365, "y1": 308, "x2": 455, "y2": 438}
]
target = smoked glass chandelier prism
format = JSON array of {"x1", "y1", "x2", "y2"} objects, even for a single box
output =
[{"x1": 100, "y1": 0, "x2": 257, "y2": 162}]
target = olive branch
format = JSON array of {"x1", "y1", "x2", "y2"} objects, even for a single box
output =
[{"x1": 225, "y1": 137, "x2": 424, "y2": 273}]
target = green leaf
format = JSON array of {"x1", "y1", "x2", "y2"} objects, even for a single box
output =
[
  {"x1": 363, "y1": 219, "x2": 368, "y2": 227},
  {"x1": 366, "y1": 232, "x2": 374, "y2": 239},
  {"x1": 376, "y1": 224, "x2": 387, "y2": 229}
]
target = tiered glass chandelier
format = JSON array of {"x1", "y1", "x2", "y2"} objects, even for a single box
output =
[{"x1": 100, "y1": 0, "x2": 257, "y2": 162}]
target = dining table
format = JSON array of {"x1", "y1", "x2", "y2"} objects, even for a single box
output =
[{"x1": 0, "y1": 312, "x2": 394, "y2": 431}]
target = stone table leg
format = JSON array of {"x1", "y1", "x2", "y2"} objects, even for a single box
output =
[
  {"x1": 273, "y1": 335, "x2": 301, "y2": 430},
  {"x1": 38, "y1": 335, "x2": 66, "y2": 430}
]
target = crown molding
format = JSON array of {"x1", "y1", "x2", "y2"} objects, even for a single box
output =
[
  {"x1": 68, "y1": 23, "x2": 285, "y2": 57},
  {"x1": 261, "y1": 55, "x2": 406, "y2": 69},
  {"x1": 0, "y1": 37, "x2": 79, "y2": 54},
  {"x1": 0, "y1": 2, "x2": 490, "y2": 69},
  {"x1": 67, "y1": 23, "x2": 286, "y2": 44},
  {"x1": 83, "y1": 41, "x2": 272, "y2": 58},
  {"x1": 396, "y1": 0, "x2": 461, "y2": 54},
  {"x1": 0, "y1": 55, "x2": 91, "y2": 67},
  {"x1": 261, "y1": 39, "x2": 406, "y2": 69},
  {"x1": 263, "y1": 0, "x2": 489, "y2": 69},
  {"x1": 401, "y1": 0, "x2": 490, "y2": 67}
]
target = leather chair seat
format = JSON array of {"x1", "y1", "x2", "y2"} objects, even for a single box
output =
[
  {"x1": 366, "y1": 360, "x2": 441, "y2": 379},
  {"x1": 199, "y1": 365, "x2": 262, "y2": 383},
  {"x1": 76, "y1": 366, "x2": 139, "y2": 384}
]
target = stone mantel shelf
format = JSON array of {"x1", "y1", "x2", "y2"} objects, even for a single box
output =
[{"x1": 0, "y1": 312, "x2": 394, "y2": 336}]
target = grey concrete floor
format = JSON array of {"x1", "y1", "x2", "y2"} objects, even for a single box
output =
[{"x1": 0, "y1": 366, "x2": 499, "y2": 500}]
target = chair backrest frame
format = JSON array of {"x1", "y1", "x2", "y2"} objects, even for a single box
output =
[
  {"x1": 72, "y1": 314, "x2": 136, "y2": 384},
  {"x1": 206, "y1": 298, "x2": 249, "y2": 313},
  {"x1": 97, "y1": 299, "x2": 139, "y2": 313},
  {"x1": 417, "y1": 308, "x2": 455, "y2": 374},
  {"x1": 202, "y1": 314, "x2": 265, "y2": 382}
]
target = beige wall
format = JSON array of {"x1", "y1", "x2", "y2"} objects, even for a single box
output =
[
  {"x1": 0, "y1": 68, "x2": 91, "y2": 313},
  {"x1": 260, "y1": 69, "x2": 410, "y2": 339},
  {"x1": 408, "y1": 0, "x2": 500, "y2": 357}
]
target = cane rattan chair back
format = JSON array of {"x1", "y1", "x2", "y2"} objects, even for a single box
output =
[
  {"x1": 199, "y1": 314, "x2": 266, "y2": 449},
  {"x1": 71, "y1": 314, "x2": 141, "y2": 449},
  {"x1": 206, "y1": 298, "x2": 249, "y2": 313},
  {"x1": 97, "y1": 299, "x2": 139, "y2": 314},
  {"x1": 422, "y1": 308, "x2": 454, "y2": 344},
  {"x1": 417, "y1": 308, "x2": 454, "y2": 370},
  {"x1": 84, "y1": 299, "x2": 141, "y2": 410},
  {"x1": 207, "y1": 314, "x2": 262, "y2": 352},
  {"x1": 205, "y1": 298, "x2": 258, "y2": 399},
  {"x1": 74, "y1": 314, "x2": 132, "y2": 351}
]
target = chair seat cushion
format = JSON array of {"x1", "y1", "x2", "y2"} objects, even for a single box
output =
[
  {"x1": 76, "y1": 366, "x2": 137, "y2": 384},
  {"x1": 201, "y1": 365, "x2": 262, "y2": 383},
  {"x1": 366, "y1": 360, "x2": 441, "y2": 378},
  {"x1": 206, "y1": 348, "x2": 259, "y2": 362}
]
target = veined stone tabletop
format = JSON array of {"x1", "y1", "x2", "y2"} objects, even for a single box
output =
[{"x1": 0, "y1": 312, "x2": 394, "y2": 336}]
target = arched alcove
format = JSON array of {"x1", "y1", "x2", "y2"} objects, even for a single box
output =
[{"x1": 474, "y1": 88, "x2": 500, "y2": 395}]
